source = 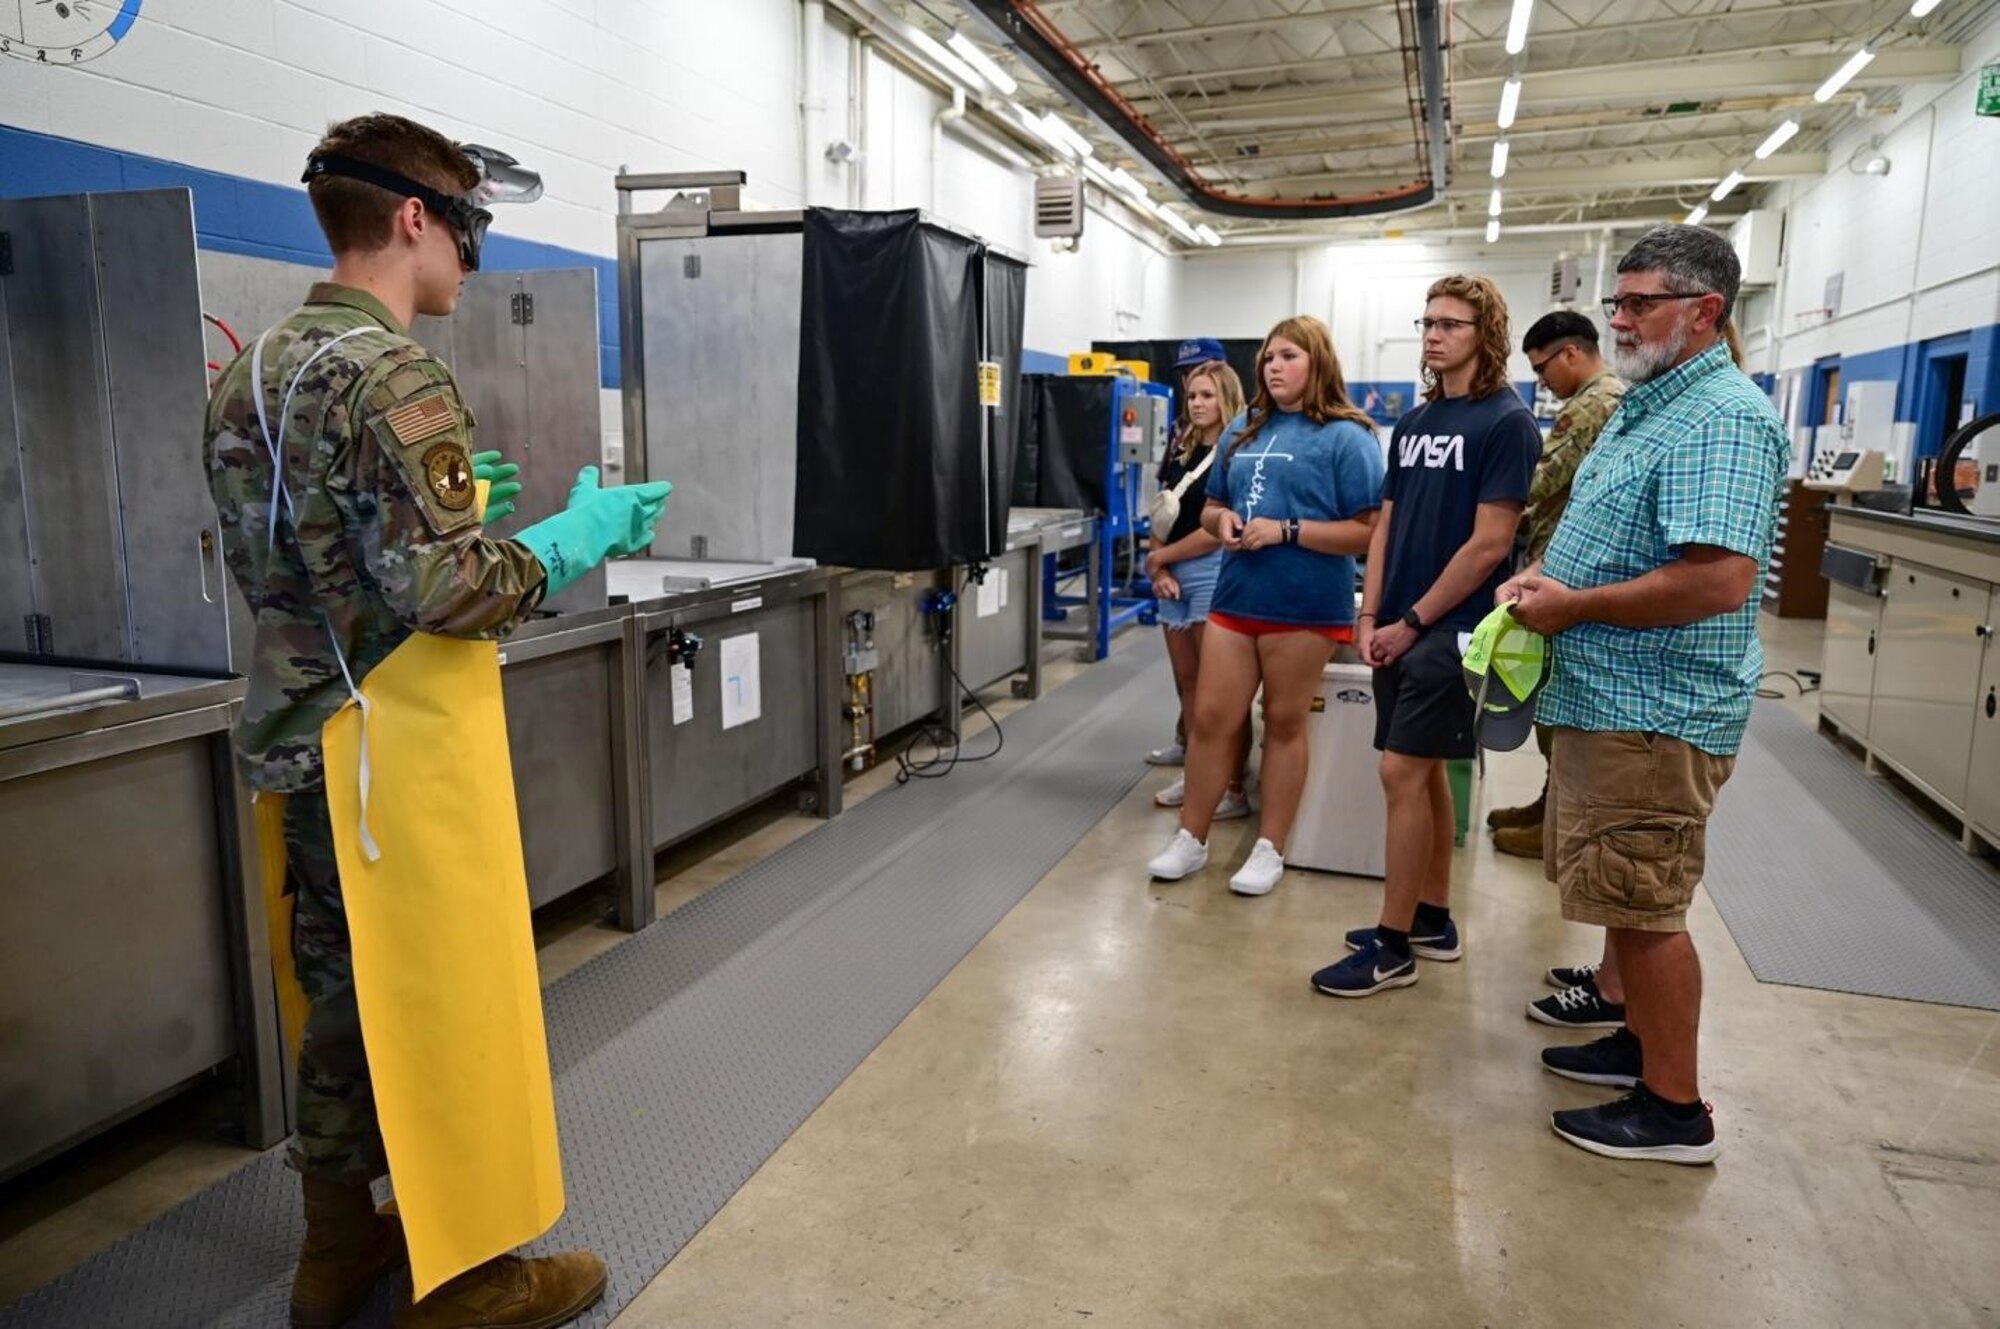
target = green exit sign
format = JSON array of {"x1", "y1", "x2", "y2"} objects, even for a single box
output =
[{"x1": 1981, "y1": 63, "x2": 2000, "y2": 117}]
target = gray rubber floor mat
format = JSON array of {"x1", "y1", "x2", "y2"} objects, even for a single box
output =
[
  {"x1": 1, "y1": 647, "x2": 1171, "y2": 1329},
  {"x1": 1705, "y1": 702, "x2": 2000, "y2": 1011}
]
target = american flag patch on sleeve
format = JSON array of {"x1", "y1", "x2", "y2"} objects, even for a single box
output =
[{"x1": 383, "y1": 393, "x2": 458, "y2": 445}]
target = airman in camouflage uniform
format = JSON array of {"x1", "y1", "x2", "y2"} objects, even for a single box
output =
[
  {"x1": 209, "y1": 113, "x2": 633, "y2": 1329},
  {"x1": 1521, "y1": 368, "x2": 1627, "y2": 560},
  {"x1": 1490, "y1": 310, "x2": 1625, "y2": 860},
  {"x1": 207, "y1": 281, "x2": 549, "y2": 1184}
]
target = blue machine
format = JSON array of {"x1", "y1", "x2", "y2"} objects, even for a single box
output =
[{"x1": 1041, "y1": 370, "x2": 1175, "y2": 661}]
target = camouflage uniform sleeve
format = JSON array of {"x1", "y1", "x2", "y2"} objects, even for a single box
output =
[
  {"x1": 1523, "y1": 379, "x2": 1623, "y2": 559},
  {"x1": 345, "y1": 352, "x2": 548, "y2": 638}
]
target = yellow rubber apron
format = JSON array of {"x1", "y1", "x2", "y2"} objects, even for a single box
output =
[
  {"x1": 247, "y1": 329, "x2": 561, "y2": 1301},
  {"x1": 322, "y1": 626, "x2": 563, "y2": 1301}
]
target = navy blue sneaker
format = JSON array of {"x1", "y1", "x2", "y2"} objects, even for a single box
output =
[
  {"x1": 1546, "y1": 961, "x2": 1599, "y2": 990},
  {"x1": 1551, "y1": 1083, "x2": 1719, "y2": 1165},
  {"x1": 1313, "y1": 938, "x2": 1418, "y2": 998},
  {"x1": 1342, "y1": 919, "x2": 1462, "y2": 962},
  {"x1": 1540, "y1": 1027, "x2": 1640, "y2": 1088}
]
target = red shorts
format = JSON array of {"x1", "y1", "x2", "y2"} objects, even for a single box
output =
[{"x1": 1208, "y1": 611, "x2": 1354, "y2": 643}]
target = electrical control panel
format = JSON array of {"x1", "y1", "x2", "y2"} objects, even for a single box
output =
[{"x1": 1119, "y1": 395, "x2": 1169, "y2": 464}]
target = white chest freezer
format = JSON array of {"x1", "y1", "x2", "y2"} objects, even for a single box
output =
[{"x1": 1286, "y1": 662, "x2": 1387, "y2": 877}]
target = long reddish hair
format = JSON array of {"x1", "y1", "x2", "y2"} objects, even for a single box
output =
[{"x1": 1228, "y1": 315, "x2": 1373, "y2": 457}]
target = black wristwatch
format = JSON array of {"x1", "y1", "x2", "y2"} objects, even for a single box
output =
[{"x1": 1401, "y1": 608, "x2": 1425, "y2": 631}]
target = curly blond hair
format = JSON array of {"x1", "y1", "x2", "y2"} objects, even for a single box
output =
[{"x1": 1421, "y1": 275, "x2": 1513, "y2": 402}]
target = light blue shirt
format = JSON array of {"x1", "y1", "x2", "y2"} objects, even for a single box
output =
[
  {"x1": 1204, "y1": 409, "x2": 1384, "y2": 626},
  {"x1": 1538, "y1": 342, "x2": 1789, "y2": 755}
]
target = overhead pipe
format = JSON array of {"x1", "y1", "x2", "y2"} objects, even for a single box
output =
[{"x1": 958, "y1": 0, "x2": 1442, "y2": 220}]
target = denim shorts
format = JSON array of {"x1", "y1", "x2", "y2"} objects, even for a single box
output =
[{"x1": 1156, "y1": 548, "x2": 1222, "y2": 629}]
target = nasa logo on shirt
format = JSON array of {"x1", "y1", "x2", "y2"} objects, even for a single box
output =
[{"x1": 1397, "y1": 433, "x2": 1465, "y2": 471}]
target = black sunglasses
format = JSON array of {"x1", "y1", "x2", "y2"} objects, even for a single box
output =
[{"x1": 303, "y1": 154, "x2": 493, "y2": 271}]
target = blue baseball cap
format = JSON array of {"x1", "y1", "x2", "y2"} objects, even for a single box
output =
[{"x1": 1174, "y1": 337, "x2": 1227, "y2": 369}]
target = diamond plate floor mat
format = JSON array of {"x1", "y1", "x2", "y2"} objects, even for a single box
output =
[
  {"x1": 1, "y1": 647, "x2": 1171, "y2": 1329},
  {"x1": 1705, "y1": 702, "x2": 2000, "y2": 1011}
]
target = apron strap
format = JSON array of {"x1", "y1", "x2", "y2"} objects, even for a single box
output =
[{"x1": 251, "y1": 324, "x2": 386, "y2": 861}]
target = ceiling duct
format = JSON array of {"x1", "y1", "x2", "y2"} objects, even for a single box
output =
[{"x1": 959, "y1": 0, "x2": 1447, "y2": 220}]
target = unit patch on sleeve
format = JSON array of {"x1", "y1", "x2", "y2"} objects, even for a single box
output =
[{"x1": 423, "y1": 443, "x2": 477, "y2": 512}]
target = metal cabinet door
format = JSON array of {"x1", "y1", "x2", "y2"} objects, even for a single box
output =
[
  {"x1": 646, "y1": 596, "x2": 821, "y2": 846},
  {"x1": 1871, "y1": 559, "x2": 1987, "y2": 809},
  {"x1": 0, "y1": 190, "x2": 227, "y2": 669},
  {"x1": 1965, "y1": 587, "x2": 2000, "y2": 840},
  {"x1": 1821, "y1": 580, "x2": 1883, "y2": 739}
]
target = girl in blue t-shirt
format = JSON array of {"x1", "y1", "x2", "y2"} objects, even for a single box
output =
[{"x1": 1146, "y1": 315, "x2": 1386, "y2": 897}]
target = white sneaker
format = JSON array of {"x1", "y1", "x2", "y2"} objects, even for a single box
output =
[
  {"x1": 1229, "y1": 838, "x2": 1285, "y2": 896},
  {"x1": 1147, "y1": 828, "x2": 1208, "y2": 880},
  {"x1": 1146, "y1": 743, "x2": 1186, "y2": 766},
  {"x1": 1153, "y1": 774, "x2": 1186, "y2": 808},
  {"x1": 1213, "y1": 786, "x2": 1251, "y2": 821}
]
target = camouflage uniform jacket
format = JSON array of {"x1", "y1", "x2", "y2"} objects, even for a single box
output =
[
  {"x1": 205, "y1": 283, "x2": 548, "y2": 792},
  {"x1": 1523, "y1": 369, "x2": 1626, "y2": 560}
]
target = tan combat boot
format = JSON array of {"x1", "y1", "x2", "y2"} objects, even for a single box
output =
[
  {"x1": 1485, "y1": 793, "x2": 1545, "y2": 831},
  {"x1": 1492, "y1": 820, "x2": 1544, "y2": 859},
  {"x1": 394, "y1": 1251, "x2": 608, "y2": 1329},
  {"x1": 291, "y1": 1175, "x2": 408, "y2": 1328}
]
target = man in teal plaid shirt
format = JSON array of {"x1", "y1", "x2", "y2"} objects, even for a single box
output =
[{"x1": 1501, "y1": 224, "x2": 1789, "y2": 1165}]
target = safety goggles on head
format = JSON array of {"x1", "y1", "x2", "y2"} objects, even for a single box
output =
[{"x1": 303, "y1": 149, "x2": 532, "y2": 272}]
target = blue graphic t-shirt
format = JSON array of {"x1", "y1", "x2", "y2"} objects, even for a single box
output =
[
  {"x1": 1203, "y1": 409, "x2": 1386, "y2": 626},
  {"x1": 1378, "y1": 390, "x2": 1541, "y2": 633}
]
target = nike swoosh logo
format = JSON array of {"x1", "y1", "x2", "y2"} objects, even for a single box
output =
[{"x1": 1374, "y1": 964, "x2": 1405, "y2": 983}]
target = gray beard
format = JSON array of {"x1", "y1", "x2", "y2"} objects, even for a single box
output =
[{"x1": 1610, "y1": 321, "x2": 1691, "y2": 383}]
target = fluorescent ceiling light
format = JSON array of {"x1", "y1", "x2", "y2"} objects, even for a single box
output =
[
  {"x1": 1038, "y1": 112, "x2": 1094, "y2": 159},
  {"x1": 1505, "y1": 0, "x2": 1534, "y2": 55},
  {"x1": 1194, "y1": 223, "x2": 1221, "y2": 246},
  {"x1": 1490, "y1": 141, "x2": 1510, "y2": 178},
  {"x1": 1497, "y1": 78, "x2": 1521, "y2": 130},
  {"x1": 1014, "y1": 103, "x2": 1073, "y2": 156},
  {"x1": 1159, "y1": 208, "x2": 1200, "y2": 243},
  {"x1": 946, "y1": 31, "x2": 1017, "y2": 95},
  {"x1": 1755, "y1": 120, "x2": 1800, "y2": 159},
  {"x1": 1485, "y1": 219, "x2": 1501, "y2": 243},
  {"x1": 1710, "y1": 170, "x2": 1746, "y2": 202},
  {"x1": 1488, "y1": 188, "x2": 1503, "y2": 218},
  {"x1": 1107, "y1": 166, "x2": 1148, "y2": 200},
  {"x1": 1909, "y1": 0, "x2": 1942, "y2": 15},
  {"x1": 905, "y1": 28, "x2": 979, "y2": 89},
  {"x1": 1686, "y1": 204, "x2": 1709, "y2": 224},
  {"x1": 1814, "y1": 48, "x2": 1875, "y2": 102}
]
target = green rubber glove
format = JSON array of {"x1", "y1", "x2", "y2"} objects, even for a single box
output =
[
  {"x1": 471, "y1": 450, "x2": 523, "y2": 522},
  {"x1": 515, "y1": 466, "x2": 671, "y2": 596}
]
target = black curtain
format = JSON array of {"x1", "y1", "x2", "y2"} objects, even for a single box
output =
[
  {"x1": 983, "y1": 252, "x2": 1028, "y2": 557},
  {"x1": 1016, "y1": 374, "x2": 1115, "y2": 513},
  {"x1": 794, "y1": 209, "x2": 988, "y2": 570}
]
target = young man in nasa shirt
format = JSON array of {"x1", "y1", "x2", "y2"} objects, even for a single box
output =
[{"x1": 1313, "y1": 274, "x2": 1541, "y2": 998}]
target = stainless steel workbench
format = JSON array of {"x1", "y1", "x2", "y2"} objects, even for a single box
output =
[
  {"x1": 0, "y1": 666, "x2": 286, "y2": 1182},
  {"x1": 612, "y1": 561, "x2": 843, "y2": 911}
]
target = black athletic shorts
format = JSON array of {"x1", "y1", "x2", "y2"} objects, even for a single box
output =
[{"x1": 1372, "y1": 628, "x2": 1476, "y2": 759}]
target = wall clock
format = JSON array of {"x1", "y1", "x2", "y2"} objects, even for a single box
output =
[{"x1": 3, "y1": 0, "x2": 143, "y2": 64}]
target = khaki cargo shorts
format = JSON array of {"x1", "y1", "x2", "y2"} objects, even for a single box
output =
[{"x1": 1543, "y1": 728, "x2": 1735, "y2": 933}]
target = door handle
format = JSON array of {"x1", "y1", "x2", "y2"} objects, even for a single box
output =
[{"x1": 198, "y1": 529, "x2": 217, "y2": 604}]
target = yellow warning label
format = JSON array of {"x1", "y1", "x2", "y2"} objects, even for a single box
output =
[{"x1": 978, "y1": 360, "x2": 1002, "y2": 408}]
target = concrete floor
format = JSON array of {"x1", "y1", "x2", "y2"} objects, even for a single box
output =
[{"x1": 4, "y1": 615, "x2": 1998, "y2": 1327}]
